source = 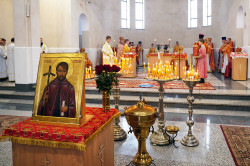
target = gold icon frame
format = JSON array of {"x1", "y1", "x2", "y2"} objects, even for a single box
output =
[{"x1": 31, "y1": 53, "x2": 86, "y2": 126}]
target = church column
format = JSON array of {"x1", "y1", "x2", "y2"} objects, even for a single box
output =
[{"x1": 13, "y1": 0, "x2": 41, "y2": 91}]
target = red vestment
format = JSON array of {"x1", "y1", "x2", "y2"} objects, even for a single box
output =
[
  {"x1": 38, "y1": 78, "x2": 76, "y2": 118},
  {"x1": 197, "y1": 45, "x2": 207, "y2": 78},
  {"x1": 207, "y1": 43, "x2": 216, "y2": 71}
]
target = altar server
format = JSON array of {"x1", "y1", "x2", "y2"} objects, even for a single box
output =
[
  {"x1": 218, "y1": 37, "x2": 227, "y2": 72},
  {"x1": 221, "y1": 38, "x2": 233, "y2": 74},
  {"x1": 7, "y1": 38, "x2": 15, "y2": 81},
  {"x1": 0, "y1": 38, "x2": 8, "y2": 80},
  {"x1": 195, "y1": 38, "x2": 207, "y2": 83},
  {"x1": 102, "y1": 36, "x2": 114, "y2": 64},
  {"x1": 124, "y1": 39, "x2": 131, "y2": 53}
]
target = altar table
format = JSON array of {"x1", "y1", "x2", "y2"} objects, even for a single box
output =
[
  {"x1": 147, "y1": 53, "x2": 172, "y2": 69},
  {"x1": 0, "y1": 107, "x2": 120, "y2": 166},
  {"x1": 231, "y1": 52, "x2": 248, "y2": 81},
  {"x1": 172, "y1": 53, "x2": 188, "y2": 79}
]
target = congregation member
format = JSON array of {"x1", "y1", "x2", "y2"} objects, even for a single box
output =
[
  {"x1": 148, "y1": 43, "x2": 156, "y2": 53},
  {"x1": 124, "y1": 39, "x2": 131, "y2": 53},
  {"x1": 117, "y1": 36, "x2": 125, "y2": 62},
  {"x1": 0, "y1": 38, "x2": 8, "y2": 80},
  {"x1": 102, "y1": 36, "x2": 114, "y2": 65},
  {"x1": 207, "y1": 38, "x2": 216, "y2": 72},
  {"x1": 218, "y1": 37, "x2": 227, "y2": 72},
  {"x1": 7, "y1": 38, "x2": 15, "y2": 81},
  {"x1": 136, "y1": 41, "x2": 143, "y2": 65},
  {"x1": 40, "y1": 37, "x2": 48, "y2": 53},
  {"x1": 195, "y1": 38, "x2": 207, "y2": 83}
]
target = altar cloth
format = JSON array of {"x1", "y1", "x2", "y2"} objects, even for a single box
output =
[{"x1": 0, "y1": 107, "x2": 120, "y2": 152}]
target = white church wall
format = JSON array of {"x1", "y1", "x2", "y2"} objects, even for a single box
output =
[
  {"x1": 39, "y1": 0, "x2": 72, "y2": 49},
  {"x1": 0, "y1": 0, "x2": 14, "y2": 45}
]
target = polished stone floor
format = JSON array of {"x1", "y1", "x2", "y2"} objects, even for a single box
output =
[{"x1": 0, "y1": 70, "x2": 250, "y2": 165}]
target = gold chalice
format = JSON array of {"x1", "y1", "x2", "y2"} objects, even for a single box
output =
[{"x1": 125, "y1": 99, "x2": 157, "y2": 166}]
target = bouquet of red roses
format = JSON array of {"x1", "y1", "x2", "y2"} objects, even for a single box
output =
[{"x1": 95, "y1": 65, "x2": 121, "y2": 95}]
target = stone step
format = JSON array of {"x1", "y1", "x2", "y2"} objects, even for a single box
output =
[{"x1": 1, "y1": 88, "x2": 250, "y2": 102}]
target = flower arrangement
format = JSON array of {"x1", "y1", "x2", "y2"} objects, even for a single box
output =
[{"x1": 95, "y1": 64, "x2": 121, "y2": 95}]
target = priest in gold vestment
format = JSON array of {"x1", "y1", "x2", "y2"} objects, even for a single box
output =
[
  {"x1": 148, "y1": 43, "x2": 156, "y2": 54},
  {"x1": 102, "y1": 36, "x2": 114, "y2": 64}
]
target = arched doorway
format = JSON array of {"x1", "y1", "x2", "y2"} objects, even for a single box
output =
[
  {"x1": 79, "y1": 14, "x2": 89, "y2": 49},
  {"x1": 237, "y1": 6, "x2": 244, "y2": 28}
]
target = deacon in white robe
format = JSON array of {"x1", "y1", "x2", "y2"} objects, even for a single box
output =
[
  {"x1": 40, "y1": 38, "x2": 48, "y2": 53},
  {"x1": 0, "y1": 39, "x2": 8, "y2": 79},
  {"x1": 102, "y1": 36, "x2": 114, "y2": 65},
  {"x1": 7, "y1": 38, "x2": 15, "y2": 81}
]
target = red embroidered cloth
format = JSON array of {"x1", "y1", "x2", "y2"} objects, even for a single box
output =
[
  {"x1": 147, "y1": 53, "x2": 172, "y2": 57},
  {"x1": 172, "y1": 53, "x2": 188, "y2": 60},
  {"x1": 0, "y1": 107, "x2": 120, "y2": 151},
  {"x1": 122, "y1": 53, "x2": 137, "y2": 59}
]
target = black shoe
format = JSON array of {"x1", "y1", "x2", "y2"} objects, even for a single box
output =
[{"x1": 199, "y1": 78, "x2": 204, "y2": 83}]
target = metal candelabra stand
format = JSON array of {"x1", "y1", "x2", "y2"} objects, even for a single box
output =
[
  {"x1": 113, "y1": 74, "x2": 127, "y2": 141},
  {"x1": 149, "y1": 79, "x2": 171, "y2": 145},
  {"x1": 181, "y1": 80, "x2": 199, "y2": 147}
]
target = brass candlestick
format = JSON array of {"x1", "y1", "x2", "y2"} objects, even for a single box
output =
[
  {"x1": 113, "y1": 74, "x2": 127, "y2": 141},
  {"x1": 149, "y1": 79, "x2": 171, "y2": 145},
  {"x1": 181, "y1": 80, "x2": 199, "y2": 147},
  {"x1": 125, "y1": 99, "x2": 157, "y2": 166}
]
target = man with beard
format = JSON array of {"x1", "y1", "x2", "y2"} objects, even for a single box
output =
[{"x1": 37, "y1": 62, "x2": 76, "y2": 118}]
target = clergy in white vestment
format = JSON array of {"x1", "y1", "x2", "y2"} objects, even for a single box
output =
[
  {"x1": 40, "y1": 37, "x2": 48, "y2": 53},
  {"x1": 7, "y1": 38, "x2": 15, "y2": 81},
  {"x1": 102, "y1": 36, "x2": 114, "y2": 65},
  {"x1": 0, "y1": 38, "x2": 8, "y2": 79}
]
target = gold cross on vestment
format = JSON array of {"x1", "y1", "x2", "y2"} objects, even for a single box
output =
[{"x1": 41, "y1": 156, "x2": 50, "y2": 166}]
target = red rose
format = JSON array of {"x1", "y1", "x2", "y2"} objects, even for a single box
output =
[
  {"x1": 111, "y1": 65, "x2": 121, "y2": 72},
  {"x1": 103, "y1": 65, "x2": 112, "y2": 72},
  {"x1": 95, "y1": 65, "x2": 104, "y2": 75}
]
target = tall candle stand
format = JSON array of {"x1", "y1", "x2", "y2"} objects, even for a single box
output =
[
  {"x1": 113, "y1": 73, "x2": 127, "y2": 141},
  {"x1": 181, "y1": 80, "x2": 199, "y2": 147},
  {"x1": 149, "y1": 79, "x2": 171, "y2": 145}
]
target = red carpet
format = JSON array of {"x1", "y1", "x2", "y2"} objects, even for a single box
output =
[
  {"x1": 220, "y1": 125, "x2": 250, "y2": 166},
  {"x1": 86, "y1": 80, "x2": 215, "y2": 90}
]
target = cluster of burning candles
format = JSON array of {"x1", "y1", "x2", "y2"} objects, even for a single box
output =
[
  {"x1": 182, "y1": 65, "x2": 200, "y2": 81},
  {"x1": 144, "y1": 61, "x2": 177, "y2": 80},
  {"x1": 144, "y1": 60, "x2": 200, "y2": 81},
  {"x1": 118, "y1": 57, "x2": 132, "y2": 74},
  {"x1": 85, "y1": 66, "x2": 95, "y2": 79}
]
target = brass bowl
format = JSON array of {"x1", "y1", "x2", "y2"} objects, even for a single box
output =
[{"x1": 165, "y1": 126, "x2": 179, "y2": 135}]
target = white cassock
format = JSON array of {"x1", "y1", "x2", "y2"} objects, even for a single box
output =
[
  {"x1": 221, "y1": 53, "x2": 229, "y2": 74},
  {"x1": 207, "y1": 53, "x2": 211, "y2": 72},
  {"x1": 102, "y1": 42, "x2": 114, "y2": 65},
  {"x1": 41, "y1": 43, "x2": 48, "y2": 53},
  {"x1": 0, "y1": 46, "x2": 7, "y2": 79},
  {"x1": 7, "y1": 43, "x2": 15, "y2": 81}
]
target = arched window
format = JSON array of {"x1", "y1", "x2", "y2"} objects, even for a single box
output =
[
  {"x1": 237, "y1": 6, "x2": 244, "y2": 28},
  {"x1": 135, "y1": 0, "x2": 145, "y2": 29},
  {"x1": 188, "y1": 0, "x2": 198, "y2": 28},
  {"x1": 121, "y1": 0, "x2": 130, "y2": 29},
  {"x1": 203, "y1": 0, "x2": 212, "y2": 26}
]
